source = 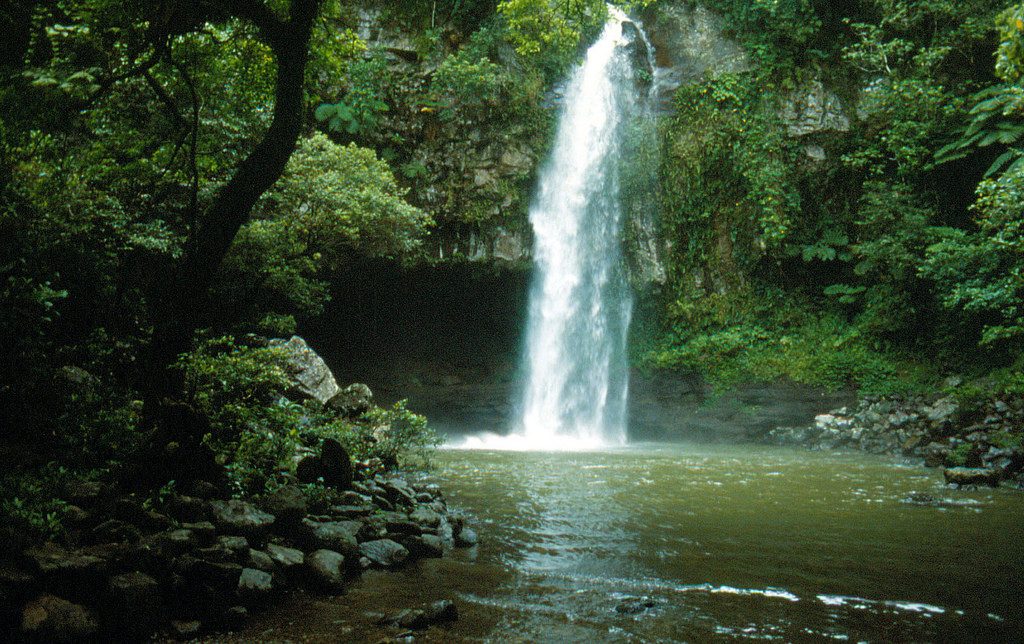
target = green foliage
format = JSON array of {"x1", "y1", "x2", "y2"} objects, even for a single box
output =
[
  {"x1": 217, "y1": 133, "x2": 431, "y2": 329},
  {"x1": 945, "y1": 442, "x2": 973, "y2": 467},
  {"x1": 936, "y1": 84, "x2": 1024, "y2": 178},
  {"x1": 177, "y1": 337, "x2": 440, "y2": 494},
  {"x1": 996, "y1": 3, "x2": 1024, "y2": 83},
  {"x1": 0, "y1": 463, "x2": 72, "y2": 542},
  {"x1": 498, "y1": 0, "x2": 608, "y2": 80},
  {"x1": 662, "y1": 73, "x2": 799, "y2": 283},
  {"x1": 923, "y1": 166, "x2": 1024, "y2": 346},
  {"x1": 312, "y1": 400, "x2": 441, "y2": 470},
  {"x1": 316, "y1": 54, "x2": 391, "y2": 138},
  {"x1": 645, "y1": 287, "x2": 930, "y2": 395}
]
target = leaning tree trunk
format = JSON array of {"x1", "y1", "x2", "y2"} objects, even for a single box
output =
[{"x1": 146, "y1": 0, "x2": 321, "y2": 414}]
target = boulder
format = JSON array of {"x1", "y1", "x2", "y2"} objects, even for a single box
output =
[
  {"x1": 780, "y1": 80, "x2": 850, "y2": 137},
  {"x1": 378, "y1": 600, "x2": 457, "y2": 629},
  {"x1": 24, "y1": 544, "x2": 108, "y2": 602},
  {"x1": 454, "y1": 527, "x2": 478, "y2": 548},
  {"x1": 305, "y1": 549, "x2": 346, "y2": 591},
  {"x1": 268, "y1": 336, "x2": 340, "y2": 404},
  {"x1": 106, "y1": 572, "x2": 162, "y2": 637},
  {"x1": 91, "y1": 519, "x2": 142, "y2": 544},
  {"x1": 259, "y1": 485, "x2": 308, "y2": 530},
  {"x1": 246, "y1": 548, "x2": 275, "y2": 573},
  {"x1": 358, "y1": 539, "x2": 409, "y2": 568},
  {"x1": 944, "y1": 467, "x2": 1002, "y2": 487},
  {"x1": 20, "y1": 594, "x2": 98, "y2": 643},
  {"x1": 327, "y1": 383, "x2": 374, "y2": 417},
  {"x1": 209, "y1": 500, "x2": 275, "y2": 545},
  {"x1": 409, "y1": 506, "x2": 441, "y2": 529},
  {"x1": 402, "y1": 534, "x2": 444, "y2": 559},
  {"x1": 165, "y1": 495, "x2": 211, "y2": 523},
  {"x1": 296, "y1": 439, "x2": 353, "y2": 490},
  {"x1": 382, "y1": 479, "x2": 416, "y2": 506},
  {"x1": 300, "y1": 519, "x2": 360, "y2": 557},
  {"x1": 615, "y1": 597, "x2": 658, "y2": 615},
  {"x1": 265, "y1": 543, "x2": 305, "y2": 572},
  {"x1": 321, "y1": 439, "x2": 353, "y2": 490},
  {"x1": 237, "y1": 567, "x2": 275, "y2": 604}
]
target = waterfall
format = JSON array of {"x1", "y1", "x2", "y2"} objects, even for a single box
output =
[
  {"x1": 459, "y1": 8, "x2": 645, "y2": 451},
  {"x1": 515, "y1": 8, "x2": 636, "y2": 450}
]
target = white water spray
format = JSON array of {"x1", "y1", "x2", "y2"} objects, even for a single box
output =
[{"x1": 462, "y1": 8, "x2": 641, "y2": 451}]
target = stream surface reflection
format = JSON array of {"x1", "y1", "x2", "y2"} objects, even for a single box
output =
[{"x1": 236, "y1": 443, "x2": 1024, "y2": 642}]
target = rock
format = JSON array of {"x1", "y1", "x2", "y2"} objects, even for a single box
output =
[
  {"x1": 321, "y1": 438, "x2": 353, "y2": 490},
  {"x1": 383, "y1": 479, "x2": 417, "y2": 507},
  {"x1": 306, "y1": 549, "x2": 346, "y2": 591},
  {"x1": 327, "y1": 383, "x2": 374, "y2": 417},
  {"x1": 295, "y1": 439, "x2": 353, "y2": 490},
  {"x1": 341, "y1": 491, "x2": 373, "y2": 506},
  {"x1": 944, "y1": 467, "x2": 1002, "y2": 487},
  {"x1": 301, "y1": 519, "x2": 361, "y2": 557},
  {"x1": 63, "y1": 480, "x2": 110, "y2": 508},
  {"x1": 268, "y1": 336, "x2": 340, "y2": 404},
  {"x1": 237, "y1": 567, "x2": 275, "y2": 604},
  {"x1": 265, "y1": 543, "x2": 305, "y2": 572},
  {"x1": 166, "y1": 494, "x2": 211, "y2": 523},
  {"x1": 186, "y1": 479, "x2": 222, "y2": 500},
  {"x1": 331, "y1": 504, "x2": 375, "y2": 519},
  {"x1": 222, "y1": 605, "x2": 249, "y2": 629},
  {"x1": 901, "y1": 493, "x2": 984, "y2": 508},
  {"x1": 106, "y1": 572, "x2": 162, "y2": 636},
  {"x1": 402, "y1": 534, "x2": 444, "y2": 559},
  {"x1": 24, "y1": 544, "x2": 108, "y2": 602},
  {"x1": 260, "y1": 485, "x2": 308, "y2": 529},
  {"x1": 780, "y1": 80, "x2": 850, "y2": 137},
  {"x1": 296, "y1": 455, "x2": 323, "y2": 485},
  {"x1": 359, "y1": 539, "x2": 409, "y2": 568},
  {"x1": 20, "y1": 594, "x2": 99, "y2": 642},
  {"x1": 379, "y1": 600, "x2": 458, "y2": 629},
  {"x1": 92, "y1": 518, "x2": 142, "y2": 544},
  {"x1": 170, "y1": 619, "x2": 202, "y2": 639},
  {"x1": 169, "y1": 557, "x2": 242, "y2": 619},
  {"x1": 615, "y1": 597, "x2": 657, "y2": 614},
  {"x1": 923, "y1": 442, "x2": 949, "y2": 468},
  {"x1": 454, "y1": 527, "x2": 478, "y2": 548},
  {"x1": 209, "y1": 500, "x2": 275, "y2": 545},
  {"x1": 409, "y1": 506, "x2": 441, "y2": 528},
  {"x1": 926, "y1": 397, "x2": 958, "y2": 423},
  {"x1": 247, "y1": 548, "x2": 276, "y2": 573},
  {"x1": 200, "y1": 535, "x2": 250, "y2": 564}
]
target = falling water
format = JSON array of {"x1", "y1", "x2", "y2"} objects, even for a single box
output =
[
  {"x1": 514, "y1": 11, "x2": 636, "y2": 450},
  {"x1": 475, "y1": 8, "x2": 636, "y2": 452}
]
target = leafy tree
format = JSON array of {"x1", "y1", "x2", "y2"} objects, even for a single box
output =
[{"x1": 216, "y1": 133, "x2": 432, "y2": 333}]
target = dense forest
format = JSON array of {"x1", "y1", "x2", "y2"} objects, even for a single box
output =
[{"x1": 2, "y1": 0, "x2": 1024, "y2": 638}]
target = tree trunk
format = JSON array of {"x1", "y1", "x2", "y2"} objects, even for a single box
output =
[{"x1": 145, "y1": 0, "x2": 321, "y2": 412}]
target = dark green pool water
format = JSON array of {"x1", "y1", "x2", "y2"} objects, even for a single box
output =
[{"x1": 237, "y1": 443, "x2": 1024, "y2": 642}]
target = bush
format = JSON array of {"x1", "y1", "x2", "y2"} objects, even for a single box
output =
[{"x1": 177, "y1": 338, "x2": 440, "y2": 495}]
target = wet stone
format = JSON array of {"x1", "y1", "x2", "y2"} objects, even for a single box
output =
[
  {"x1": 359, "y1": 539, "x2": 409, "y2": 568},
  {"x1": 306, "y1": 549, "x2": 346, "y2": 591}
]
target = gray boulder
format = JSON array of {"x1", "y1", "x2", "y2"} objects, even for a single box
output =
[
  {"x1": 300, "y1": 519, "x2": 360, "y2": 557},
  {"x1": 237, "y1": 567, "x2": 275, "y2": 604},
  {"x1": 306, "y1": 549, "x2": 346, "y2": 591},
  {"x1": 106, "y1": 572, "x2": 161, "y2": 636},
  {"x1": 20, "y1": 594, "x2": 98, "y2": 643},
  {"x1": 259, "y1": 485, "x2": 308, "y2": 529},
  {"x1": 265, "y1": 543, "x2": 305, "y2": 571},
  {"x1": 359, "y1": 539, "x2": 409, "y2": 568},
  {"x1": 209, "y1": 500, "x2": 275, "y2": 545},
  {"x1": 944, "y1": 467, "x2": 1002, "y2": 487},
  {"x1": 269, "y1": 336, "x2": 340, "y2": 404},
  {"x1": 327, "y1": 383, "x2": 374, "y2": 417}
]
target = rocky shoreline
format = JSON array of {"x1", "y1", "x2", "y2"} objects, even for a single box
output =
[
  {"x1": 2, "y1": 465, "x2": 476, "y2": 642},
  {"x1": 767, "y1": 394, "x2": 1024, "y2": 489}
]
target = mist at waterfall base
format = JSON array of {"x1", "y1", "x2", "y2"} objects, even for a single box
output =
[{"x1": 457, "y1": 10, "x2": 637, "y2": 452}]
